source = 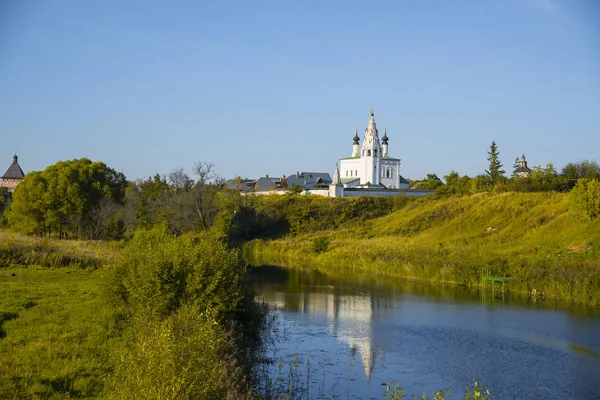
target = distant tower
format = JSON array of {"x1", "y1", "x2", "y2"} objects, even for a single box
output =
[
  {"x1": 329, "y1": 163, "x2": 344, "y2": 197},
  {"x1": 0, "y1": 154, "x2": 25, "y2": 193},
  {"x1": 381, "y1": 127, "x2": 389, "y2": 158},
  {"x1": 360, "y1": 109, "x2": 382, "y2": 185},
  {"x1": 352, "y1": 127, "x2": 360, "y2": 157},
  {"x1": 515, "y1": 154, "x2": 531, "y2": 178}
]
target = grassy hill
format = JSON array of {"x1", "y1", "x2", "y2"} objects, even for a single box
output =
[{"x1": 243, "y1": 192, "x2": 600, "y2": 306}]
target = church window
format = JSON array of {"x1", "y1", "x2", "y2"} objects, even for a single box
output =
[
  {"x1": 350, "y1": 170, "x2": 353, "y2": 177},
  {"x1": 345, "y1": 170, "x2": 348, "y2": 177},
  {"x1": 374, "y1": 150, "x2": 378, "y2": 157},
  {"x1": 367, "y1": 150, "x2": 371, "y2": 157},
  {"x1": 386, "y1": 169, "x2": 390, "y2": 178},
  {"x1": 355, "y1": 170, "x2": 358, "y2": 176}
]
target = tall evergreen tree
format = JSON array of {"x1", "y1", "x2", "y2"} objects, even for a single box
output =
[
  {"x1": 485, "y1": 141, "x2": 505, "y2": 184},
  {"x1": 511, "y1": 157, "x2": 520, "y2": 177}
]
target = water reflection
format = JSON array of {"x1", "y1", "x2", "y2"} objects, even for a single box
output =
[{"x1": 250, "y1": 266, "x2": 600, "y2": 400}]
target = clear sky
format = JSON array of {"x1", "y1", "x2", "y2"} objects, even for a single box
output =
[{"x1": 1, "y1": 0, "x2": 599, "y2": 182}]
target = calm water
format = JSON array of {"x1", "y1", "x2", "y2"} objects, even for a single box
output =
[{"x1": 250, "y1": 266, "x2": 600, "y2": 400}]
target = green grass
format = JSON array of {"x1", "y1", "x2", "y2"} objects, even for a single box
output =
[
  {"x1": 0, "y1": 230, "x2": 123, "y2": 269},
  {"x1": 0, "y1": 267, "x2": 120, "y2": 399},
  {"x1": 243, "y1": 192, "x2": 600, "y2": 306}
]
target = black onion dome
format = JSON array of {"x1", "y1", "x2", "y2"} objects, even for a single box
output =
[
  {"x1": 353, "y1": 131, "x2": 360, "y2": 144},
  {"x1": 382, "y1": 131, "x2": 389, "y2": 143}
]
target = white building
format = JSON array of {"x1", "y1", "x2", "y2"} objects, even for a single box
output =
[{"x1": 339, "y1": 110, "x2": 405, "y2": 189}]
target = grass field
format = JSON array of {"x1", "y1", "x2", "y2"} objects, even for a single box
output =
[
  {"x1": 0, "y1": 228, "x2": 259, "y2": 399},
  {"x1": 244, "y1": 192, "x2": 600, "y2": 306},
  {"x1": 0, "y1": 267, "x2": 118, "y2": 398}
]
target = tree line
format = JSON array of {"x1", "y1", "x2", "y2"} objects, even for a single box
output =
[
  {"x1": 1, "y1": 147, "x2": 599, "y2": 239},
  {"x1": 410, "y1": 141, "x2": 600, "y2": 195}
]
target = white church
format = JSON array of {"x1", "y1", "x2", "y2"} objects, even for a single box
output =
[{"x1": 336, "y1": 109, "x2": 406, "y2": 189}]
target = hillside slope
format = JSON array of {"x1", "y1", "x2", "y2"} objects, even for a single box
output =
[{"x1": 244, "y1": 192, "x2": 600, "y2": 306}]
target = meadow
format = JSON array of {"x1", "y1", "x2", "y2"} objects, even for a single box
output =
[
  {"x1": 243, "y1": 192, "x2": 600, "y2": 307},
  {"x1": 0, "y1": 267, "x2": 119, "y2": 398},
  {"x1": 0, "y1": 232, "x2": 120, "y2": 398},
  {"x1": 0, "y1": 229, "x2": 263, "y2": 399}
]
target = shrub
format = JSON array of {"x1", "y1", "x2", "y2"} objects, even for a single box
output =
[
  {"x1": 109, "y1": 227, "x2": 243, "y2": 320},
  {"x1": 107, "y1": 305, "x2": 248, "y2": 400},
  {"x1": 312, "y1": 236, "x2": 329, "y2": 253},
  {"x1": 106, "y1": 227, "x2": 253, "y2": 398},
  {"x1": 570, "y1": 179, "x2": 600, "y2": 223}
]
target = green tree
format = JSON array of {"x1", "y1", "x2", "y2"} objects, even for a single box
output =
[
  {"x1": 511, "y1": 157, "x2": 520, "y2": 178},
  {"x1": 0, "y1": 187, "x2": 11, "y2": 215},
  {"x1": 561, "y1": 160, "x2": 600, "y2": 180},
  {"x1": 411, "y1": 173, "x2": 444, "y2": 190},
  {"x1": 485, "y1": 141, "x2": 505, "y2": 184},
  {"x1": 6, "y1": 158, "x2": 126, "y2": 238},
  {"x1": 528, "y1": 163, "x2": 558, "y2": 191},
  {"x1": 436, "y1": 171, "x2": 472, "y2": 196},
  {"x1": 570, "y1": 179, "x2": 600, "y2": 223}
]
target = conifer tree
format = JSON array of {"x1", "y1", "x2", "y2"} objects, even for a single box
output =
[
  {"x1": 512, "y1": 157, "x2": 520, "y2": 177},
  {"x1": 485, "y1": 141, "x2": 505, "y2": 184}
]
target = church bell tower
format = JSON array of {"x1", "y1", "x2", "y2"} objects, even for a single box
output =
[{"x1": 360, "y1": 109, "x2": 382, "y2": 185}]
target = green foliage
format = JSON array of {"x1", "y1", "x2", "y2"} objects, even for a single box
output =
[
  {"x1": 121, "y1": 163, "x2": 223, "y2": 235},
  {"x1": 561, "y1": 160, "x2": 600, "y2": 180},
  {"x1": 106, "y1": 227, "x2": 257, "y2": 398},
  {"x1": 6, "y1": 158, "x2": 127, "y2": 239},
  {"x1": 312, "y1": 236, "x2": 330, "y2": 253},
  {"x1": 245, "y1": 192, "x2": 600, "y2": 306},
  {"x1": 226, "y1": 195, "x2": 405, "y2": 241},
  {"x1": 485, "y1": 141, "x2": 505, "y2": 184},
  {"x1": 288, "y1": 183, "x2": 304, "y2": 194},
  {"x1": 436, "y1": 171, "x2": 473, "y2": 196},
  {"x1": 107, "y1": 304, "x2": 248, "y2": 400},
  {"x1": 0, "y1": 230, "x2": 263, "y2": 399},
  {"x1": 109, "y1": 227, "x2": 242, "y2": 320},
  {"x1": 411, "y1": 173, "x2": 444, "y2": 190},
  {"x1": 0, "y1": 187, "x2": 10, "y2": 215},
  {"x1": 511, "y1": 157, "x2": 521, "y2": 178},
  {"x1": 0, "y1": 230, "x2": 117, "y2": 268},
  {"x1": 570, "y1": 179, "x2": 600, "y2": 223}
]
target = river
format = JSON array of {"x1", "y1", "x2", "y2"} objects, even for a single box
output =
[{"x1": 249, "y1": 266, "x2": 600, "y2": 400}]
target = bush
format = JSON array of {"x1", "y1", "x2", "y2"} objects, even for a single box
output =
[
  {"x1": 107, "y1": 227, "x2": 253, "y2": 398},
  {"x1": 312, "y1": 236, "x2": 329, "y2": 253},
  {"x1": 570, "y1": 179, "x2": 600, "y2": 223},
  {"x1": 109, "y1": 227, "x2": 243, "y2": 320},
  {"x1": 107, "y1": 305, "x2": 248, "y2": 400}
]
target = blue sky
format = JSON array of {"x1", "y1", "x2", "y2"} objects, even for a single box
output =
[{"x1": 1, "y1": 0, "x2": 599, "y2": 181}]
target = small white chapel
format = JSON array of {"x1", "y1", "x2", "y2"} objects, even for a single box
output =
[{"x1": 338, "y1": 109, "x2": 404, "y2": 189}]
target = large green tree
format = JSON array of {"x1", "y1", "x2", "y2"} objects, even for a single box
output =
[
  {"x1": 561, "y1": 160, "x2": 600, "y2": 180},
  {"x1": 7, "y1": 158, "x2": 127, "y2": 238},
  {"x1": 485, "y1": 141, "x2": 505, "y2": 184}
]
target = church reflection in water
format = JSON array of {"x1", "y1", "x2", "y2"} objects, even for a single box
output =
[{"x1": 259, "y1": 288, "x2": 380, "y2": 382}]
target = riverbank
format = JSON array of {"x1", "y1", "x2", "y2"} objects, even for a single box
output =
[
  {"x1": 243, "y1": 192, "x2": 600, "y2": 307},
  {"x1": 0, "y1": 229, "x2": 263, "y2": 399}
]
